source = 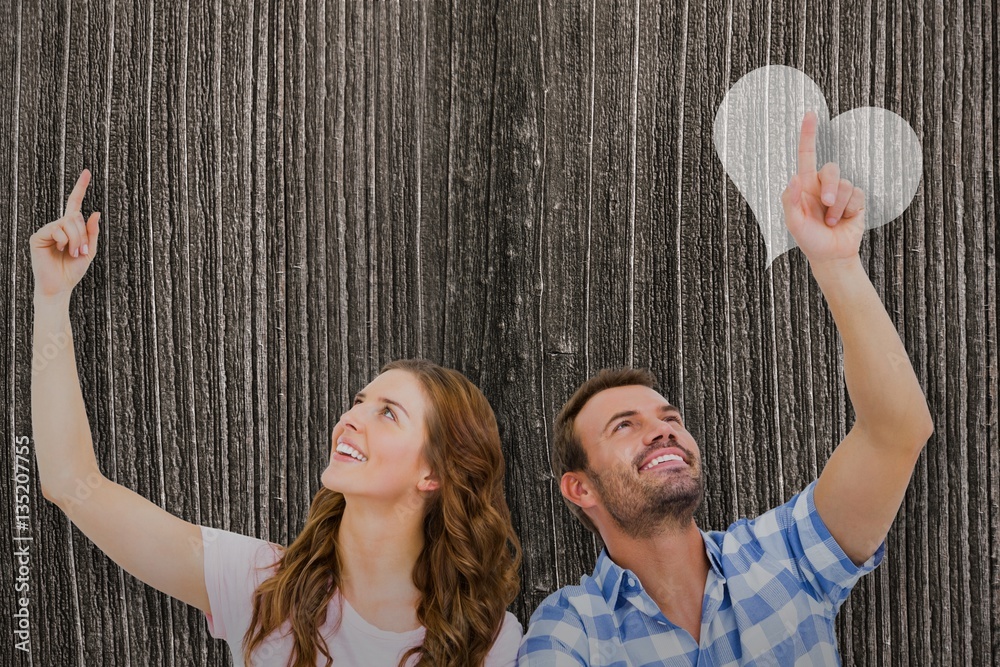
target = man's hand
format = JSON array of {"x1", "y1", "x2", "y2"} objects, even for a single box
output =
[{"x1": 780, "y1": 111, "x2": 866, "y2": 265}]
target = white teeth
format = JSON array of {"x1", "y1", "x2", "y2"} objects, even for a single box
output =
[
  {"x1": 641, "y1": 453, "x2": 683, "y2": 471},
  {"x1": 336, "y1": 442, "x2": 368, "y2": 462}
]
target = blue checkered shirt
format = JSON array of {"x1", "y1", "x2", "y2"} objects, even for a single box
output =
[{"x1": 519, "y1": 481, "x2": 884, "y2": 666}]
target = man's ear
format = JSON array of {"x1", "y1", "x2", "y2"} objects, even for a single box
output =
[{"x1": 560, "y1": 471, "x2": 598, "y2": 510}]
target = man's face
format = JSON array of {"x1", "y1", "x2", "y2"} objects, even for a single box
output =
[{"x1": 573, "y1": 385, "x2": 705, "y2": 538}]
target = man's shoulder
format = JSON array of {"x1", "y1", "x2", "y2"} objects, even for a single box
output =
[
  {"x1": 529, "y1": 574, "x2": 602, "y2": 626},
  {"x1": 701, "y1": 480, "x2": 882, "y2": 609},
  {"x1": 520, "y1": 577, "x2": 604, "y2": 664},
  {"x1": 693, "y1": 483, "x2": 823, "y2": 582},
  {"x1": 710, "y1": 482, "x2": 817, "y2": 543}
]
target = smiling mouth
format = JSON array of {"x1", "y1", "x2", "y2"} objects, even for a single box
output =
[
  {"x1": 639, "y1": 453, "x2": 687, "y2": 472},
  {"x1": 335, "y1": 442, "x2": 368, "y2": 462}
]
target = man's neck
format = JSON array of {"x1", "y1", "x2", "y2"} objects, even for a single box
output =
[{"x1": 603, "y1": 520, "x2": 711, "y2": 643}]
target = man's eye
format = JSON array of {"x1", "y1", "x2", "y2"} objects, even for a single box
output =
[{"x1": 613, "y1": 421, "x2": 630, "y2": 432}]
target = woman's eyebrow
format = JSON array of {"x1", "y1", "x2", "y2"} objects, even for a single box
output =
[
  {"x1": 354, "y1": 392, "x2": 410, "y2": 419},
  {"x1": 381, "y1": 398, "x2": 411, "y2": 419}
]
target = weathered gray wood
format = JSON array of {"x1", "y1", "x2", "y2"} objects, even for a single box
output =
[
  {"x1": 2, "y1": 0, "x2": 997, "y2": 665},
  {"x1": 535, "y1": 0, "x2": 602, "y2": 605}
]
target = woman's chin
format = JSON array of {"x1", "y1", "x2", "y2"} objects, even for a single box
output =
[
  {"x1": 321, "y1": 468, "x2": 375, "y2": 497},
  {"x1": 320, "y1": 467, "x2": 350, "y2": 493}
]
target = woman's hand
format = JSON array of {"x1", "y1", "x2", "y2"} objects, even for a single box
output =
[
  {"x1": 781, "y1": 111, "x2": 867, "y2": 267},
  {"x1": 30, "y1": 169, "x2": 101, "y2": 300}
]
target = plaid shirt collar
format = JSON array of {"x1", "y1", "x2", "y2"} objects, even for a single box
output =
[{"x1": 593, "y1": 530, "x2": 726, "y2": 605}]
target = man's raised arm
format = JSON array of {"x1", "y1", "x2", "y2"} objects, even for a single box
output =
[{"x1": 780, "y1": 112, "x2": 934, "y2": 566}]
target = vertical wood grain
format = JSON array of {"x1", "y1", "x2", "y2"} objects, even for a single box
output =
[
  {"x1": 2, "y1": 1, "x2": 997, "y2": 665},
  {"x1": 535, "y1": 0, "x2": 601, "y2": 601}
]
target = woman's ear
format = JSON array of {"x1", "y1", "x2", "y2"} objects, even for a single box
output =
[{"x1": 417, "y1": 471, "x2": 440, "y2": 493}]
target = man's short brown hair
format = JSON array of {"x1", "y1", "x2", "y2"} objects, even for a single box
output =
[{"x1": 552, "y1": 367, "x2": 658, "y2": 534}]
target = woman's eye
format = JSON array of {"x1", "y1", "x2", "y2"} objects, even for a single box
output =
[{"x1": 381, "y1": 406, "x2": 397, "y2": 421}]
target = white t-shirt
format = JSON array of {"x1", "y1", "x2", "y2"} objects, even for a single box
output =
[{"x1": 201, "y1": 526, "x2": 522, "y2": 666}]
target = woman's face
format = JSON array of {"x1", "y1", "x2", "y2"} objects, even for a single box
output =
[{"x1": 321, "y1": 369, "x2": 438, "y2": 503}]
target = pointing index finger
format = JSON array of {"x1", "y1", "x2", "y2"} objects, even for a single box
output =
[
  {"x1": 797, "y1": 111, "x2": 818, "y2": 180},
  {"x1": 64, "y1": 168, "x2": 92, "y2": 217}
]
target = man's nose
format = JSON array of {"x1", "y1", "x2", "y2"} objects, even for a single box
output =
[{"x1": 644, "y1": 419, "x2": 677, "y2": 446}]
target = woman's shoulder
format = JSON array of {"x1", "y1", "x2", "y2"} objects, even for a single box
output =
[
  {"x1": 199, "y1": 526, "x2": 285, "y2": 642},
  {"x1": 200, "y1": 526, "x2": 284, "y2": 581},
  {"x1": 483, "y1": 611, "x2": 524, "y2": 667}
]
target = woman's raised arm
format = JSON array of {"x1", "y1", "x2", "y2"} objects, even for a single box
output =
[{"x1": 31, "y1": 169, "x2": 211, "y2": 614}]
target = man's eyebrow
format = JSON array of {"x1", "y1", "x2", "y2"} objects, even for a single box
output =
[
  {"x1": 603, "y1": 404, "x2": 680, "y2": 433},
  {"x1": 604, "y1": 410, "x2": 637, "y2": 434},
  {"x1": 353, "y1": 392, "x2": 411, "y2": 419}
]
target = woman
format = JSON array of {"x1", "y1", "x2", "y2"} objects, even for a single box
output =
[{"x1": 31, "y1": 169, "x2": 523, "y2": 666}]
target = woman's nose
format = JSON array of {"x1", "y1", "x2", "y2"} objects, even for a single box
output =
[{"x1": 339, "y1": 406, "x2": 363, "y2": 432}]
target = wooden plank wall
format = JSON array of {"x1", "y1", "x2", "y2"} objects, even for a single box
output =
[{"x1": 1, "y1": 0, "x2": 996, "y2": 665}]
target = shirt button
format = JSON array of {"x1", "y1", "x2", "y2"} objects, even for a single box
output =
[{"x1": 627, "y1": 577, "x2": 636, "y2": 587}]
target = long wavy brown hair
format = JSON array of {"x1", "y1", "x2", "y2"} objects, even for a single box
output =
[{"x1": 241, "y1": 359, "x2": 522, "y2": 666}]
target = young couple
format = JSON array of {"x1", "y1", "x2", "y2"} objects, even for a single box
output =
[{"x1": 31, "y1": 112, "x2": 933, "y2": 666}]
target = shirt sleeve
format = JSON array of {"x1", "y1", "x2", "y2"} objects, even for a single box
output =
[
  {"x1": 517, "y1": 597, "x2": 590, "y2": 666},
  {"x1": 201, "y1": 525, "x2": 283, "y2": 641},
  {"x1": 483, "y1": 611, "x2": 524, "y2": 667},
  {"x1": 742, "y1": 480, "x2": 885, "y2": 612}
]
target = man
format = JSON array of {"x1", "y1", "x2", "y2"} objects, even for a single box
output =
[{"x1": 518, "y1": 111, "x2": 934, "y2": 665}]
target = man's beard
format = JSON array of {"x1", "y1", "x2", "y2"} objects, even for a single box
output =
[{"x1": 587, "y1": 444, "x2": 705, "y2": 539}]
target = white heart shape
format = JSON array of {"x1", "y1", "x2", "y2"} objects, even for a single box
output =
[{"x1": 713, "y1": 65, "x2": 923, "y2": 266}]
